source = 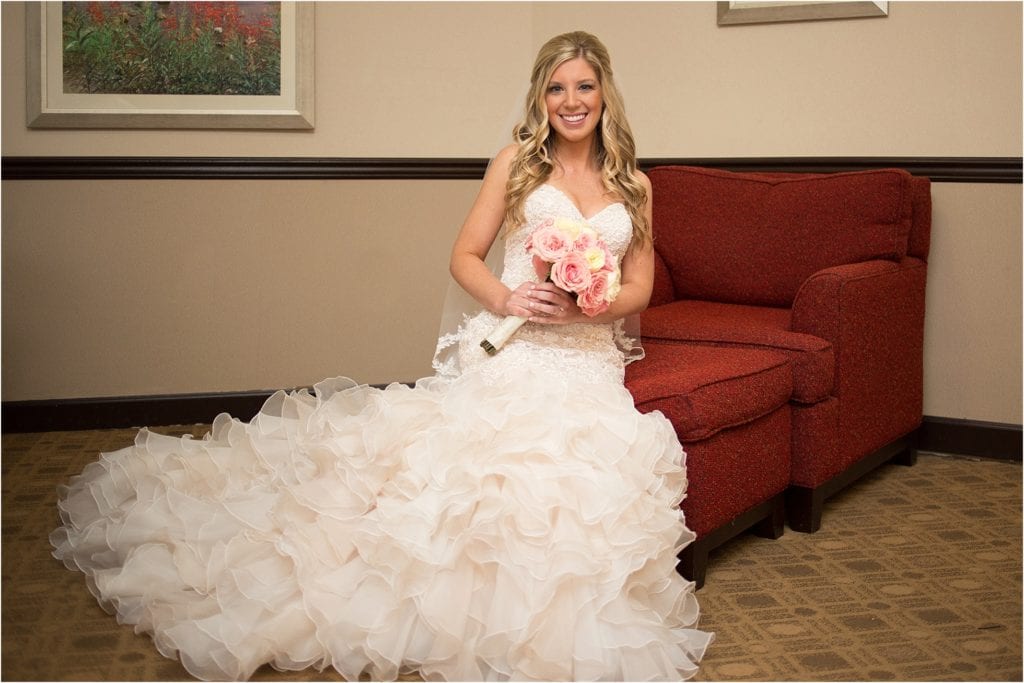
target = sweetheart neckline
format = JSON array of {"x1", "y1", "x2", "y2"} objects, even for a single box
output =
[{"x1": 540, "y1": 183, "x2": 626, "y2": 222}]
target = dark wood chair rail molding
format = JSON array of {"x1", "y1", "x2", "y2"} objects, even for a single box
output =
[{"x1": 2, "y1": 156, "x2": 1021, "y2": 183}]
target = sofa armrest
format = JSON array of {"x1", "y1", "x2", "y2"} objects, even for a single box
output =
[
  {"x1": 792, "y1": 258, "x2": 925, "y2": 341},
  {"x1": 792, "y1": 257, "x2": 928, "y2": 454}
]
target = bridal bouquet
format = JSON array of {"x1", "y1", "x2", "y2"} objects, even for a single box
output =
[{"x1": 480, "y1": 217, "x2": 622, "y2": 355}]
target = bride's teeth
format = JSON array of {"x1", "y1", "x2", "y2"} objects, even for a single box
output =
[{"x1": 562, "y1": 113, "x2": 586, "y2": 123}]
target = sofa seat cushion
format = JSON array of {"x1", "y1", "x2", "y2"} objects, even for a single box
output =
[
  {"x1": 641, "y1": 300, "x2": 834, "y2": 404},
  {"x1": 626, "y1": 342, "x2": 792, "y2": 442},
  {"x1": 649, "y1": 165, "x2": 914, "y2": 307}
]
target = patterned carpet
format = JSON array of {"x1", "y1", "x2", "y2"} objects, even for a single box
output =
[{"x1": 2, "y1": 425, "x2": 1020, "y2": 681}]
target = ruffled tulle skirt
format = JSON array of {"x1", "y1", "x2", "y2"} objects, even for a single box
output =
[{"x1": 51, "y1": 368, "x2": 711, "y2": 681}]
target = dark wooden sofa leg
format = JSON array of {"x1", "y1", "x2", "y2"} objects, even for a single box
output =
[
  {"x1": 893, "y1": 428, "x2": 920, "y2": 466},
  {"x1": 786, "y1": 434, "x2": 920, "y2": 534},
  {"x1": 752, "y1": 495, "x2": 786, "y2": 539},
  {"x1": 892, "y1": 446, "x2": 918, "y2": 467},
  {"x1": 677, "y1": 538, "x2": 709, "y2": 590},
  {"x1": 786, "y1": 486, "x2": 825, "y2": 533},
  {"x1": 893, "y1": 429, "x2": 920, "y2": 466}
]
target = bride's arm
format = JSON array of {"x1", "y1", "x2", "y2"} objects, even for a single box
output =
[{"x1": 449, "y1": 145, "x2": 535, "y2": 318}]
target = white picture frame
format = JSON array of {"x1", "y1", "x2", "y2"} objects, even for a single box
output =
[
  {"x1": 718, "y1": 1, "x2": 889, "y2": 26},
  {"x1": 26, "y1": 1, "x2": 314, "y2": 129}
]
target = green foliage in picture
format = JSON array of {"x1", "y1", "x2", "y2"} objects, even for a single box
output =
[{"x1": 62, "y1": 1, "x2": 281, "y2": 96}]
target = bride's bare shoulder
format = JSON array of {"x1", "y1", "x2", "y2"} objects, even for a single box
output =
[{"x1": 490, "y1": 144, "x2": 519, "y2": 174}]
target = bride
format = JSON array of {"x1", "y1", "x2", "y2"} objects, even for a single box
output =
[{"x1": 51, "y1": 31, "x2": 712, "y2": 681}]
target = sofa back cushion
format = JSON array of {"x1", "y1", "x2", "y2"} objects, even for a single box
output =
[
  {"x1": 908, "y1": 175, "x2": 932, "y2": 260},
  {"x1": 649, "y1": 166, "x2": 915, "y2": 307},
  {"x1": 650, "y1": 248, "x2": 676, "y2": 307}
]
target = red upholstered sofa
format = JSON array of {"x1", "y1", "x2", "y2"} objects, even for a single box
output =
[
  {"x1": 626, "y1": 165, "x2": 930, "y2": 583},
  {"x1": 627, "y1": 341, "x2": 792, "y2": 587}
]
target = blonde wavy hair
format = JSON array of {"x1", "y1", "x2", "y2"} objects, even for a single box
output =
[{"x1": 503, "y1": 31, "x2": 650, "y2": 251}]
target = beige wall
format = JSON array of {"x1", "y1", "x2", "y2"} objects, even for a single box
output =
[
  {"x1": 4, "y1": 2, "x2": 1021, "y2": 157},
  {"x1": 2, "y1": 1, "x2": 1024, "y2": 156},
  {"x1": 1, "y1": 179, "x2": 477, "y2": 395},
  {"x1": 2, "y1": 2, "x2": 1021, "y2": 425}
]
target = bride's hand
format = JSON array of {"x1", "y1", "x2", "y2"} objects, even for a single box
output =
[
  {"x1": 525, "y1": 282, "x2": 578, "y2": 325},
  {"x1": 502, "y1": 282, "x2": 542, "y2": 318}
]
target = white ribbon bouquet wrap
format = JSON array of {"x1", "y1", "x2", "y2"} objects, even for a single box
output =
[{"x1": 480, "y1": 216, "x2": 622, "y2": 355}]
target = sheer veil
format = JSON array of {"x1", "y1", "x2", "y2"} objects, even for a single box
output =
[
  {"x1": 429, "y1": 80, "x2": 645, "y2": 383},
  {"x1": 430, "y1": 216, "x2": 505, "y2": 382}
]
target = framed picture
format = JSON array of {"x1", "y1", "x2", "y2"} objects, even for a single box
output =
[
  {"x1": 718, "y1": 1, "x2": 888, "y2": 26},
  {"x1": 26, "y1": 1, "x2": 314, "y2": 129}
]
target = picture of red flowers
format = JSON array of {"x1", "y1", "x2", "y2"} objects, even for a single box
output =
[{"x1": 62, "y1": 1, "x2": 281, "y2": 96}]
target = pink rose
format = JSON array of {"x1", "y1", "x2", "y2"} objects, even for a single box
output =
[
  {"x1": 550, "y1": 252, "x2": 592, "y2": 293},
  {"x1": 601, "y1": 244, "x2": 616, "y2": 271},
  {"x1": 572, "y1": 227, "x2": 598, "y2": 252},
  {"x1": 578, "y1": 270, "x2": 612, "y2": 316},
  {"x1": 529, "y1": 222, "x2": 571, "y2": 262}
]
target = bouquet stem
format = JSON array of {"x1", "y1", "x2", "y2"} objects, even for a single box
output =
[{"x1": 479, "y1": 315, "x2": 527, "y2": 355}]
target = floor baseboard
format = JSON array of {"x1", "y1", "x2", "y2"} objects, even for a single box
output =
[
  {"x1": 1, "y1": 390, "x2": 278, "y2": 433},
  {"x1": 3, "y1": 391, "x2": 1021, "y2": 463},
  {"x1": 918, "y1": 415, "x2": 1022, "y2": 462}
]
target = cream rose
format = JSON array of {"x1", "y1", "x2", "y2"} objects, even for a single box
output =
[
  {"x1": 582, "y1": 245, "x2": 606, "y2": 271},
  {"x1": 554, "y1": 217, "x2": 584, "y2": 240},
  {"x1": 604, "y1": 268, "x2": 622, "y2": 301}
]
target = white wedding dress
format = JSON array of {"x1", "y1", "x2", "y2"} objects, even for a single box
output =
[{"x1": 51, "y1": 184, "x2": 712, "y2": 681}]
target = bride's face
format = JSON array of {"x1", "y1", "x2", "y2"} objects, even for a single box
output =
[{"x1": 545, "y1": 57, "x2": 603, "y2": 145}]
